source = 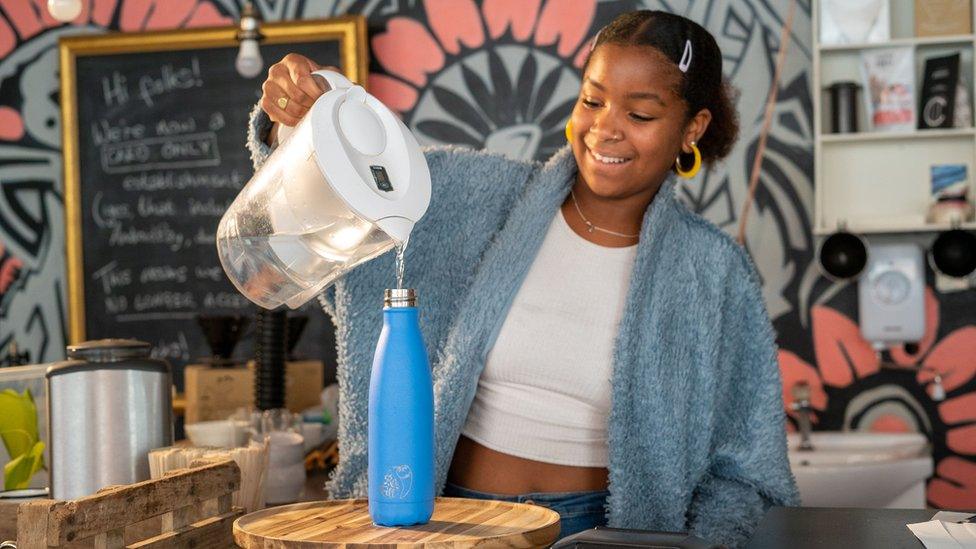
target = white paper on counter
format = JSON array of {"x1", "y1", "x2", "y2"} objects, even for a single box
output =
[
  {"x1": 943, "y1": 523, "x2": 976, "y2": 546},
  {"x1": 933, "y1": 512, "x2": 976, "y2": 523},
  {"x1": 908, "y1": 520, "x2": 964, "y2": 549}
]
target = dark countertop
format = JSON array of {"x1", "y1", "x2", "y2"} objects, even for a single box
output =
[
  {"x1": 5, "y1": 476, "x2": 966, "y2": 549},
  {"x1": 292, "y1": 478, "x2": 959, "y2": 549},
  {"x1": 746, "y1": 506, "x2": 962, "y2": 549},
  {"x1": 292, "y1": 477, "x2": 963, "y2": 549}
]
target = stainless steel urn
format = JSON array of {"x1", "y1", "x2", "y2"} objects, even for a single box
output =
[{"x1": 47, "y1": 339, "x2": 173, "y2": 500}]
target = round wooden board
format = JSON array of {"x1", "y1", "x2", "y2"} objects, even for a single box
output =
[{"x1": 233, "y1": 497, "x2": 561, "y2": 548}]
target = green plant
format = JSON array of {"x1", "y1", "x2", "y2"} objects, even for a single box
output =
[{"x1": 0, "y1": 388, "x2": 46, "y2": 490}]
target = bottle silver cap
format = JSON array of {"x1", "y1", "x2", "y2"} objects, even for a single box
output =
[{"x1": 384, "y1": 288, "x2": 416, "y2": 308}]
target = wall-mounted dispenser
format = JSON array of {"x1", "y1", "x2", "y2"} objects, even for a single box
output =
[{"x1": 858, "y1": 243, "x2": 926, "y2": 348}]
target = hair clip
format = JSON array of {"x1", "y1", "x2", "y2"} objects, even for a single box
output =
[
  {"x1": 678, "y1": 39, "x2": 692, "y2": 73},
  {"x1": 589, "y1": 28, "x2": 602, "y2": 52}
]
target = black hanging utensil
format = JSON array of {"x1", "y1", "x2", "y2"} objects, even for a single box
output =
[
  {"x1": 930, "y1": 229, "x2": 976, "y2": 278},
  {"x1": 818, "y1": 231, "x2": 868, "y2": 280}
]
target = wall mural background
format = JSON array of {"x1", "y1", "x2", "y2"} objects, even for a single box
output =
[{"x1": 0, "y1": 0, "x2": 973, "y2": 508}]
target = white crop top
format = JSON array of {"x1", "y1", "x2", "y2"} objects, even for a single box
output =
[{"x1": 460, "y1": 210, "x2": 637, "y2": 467}]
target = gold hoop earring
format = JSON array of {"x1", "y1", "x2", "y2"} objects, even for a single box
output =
[
  {"x1": 565, "y1": 120, "x2": 573, "y2": 143},
  {"x1": 675, "y1": 142, "x2": 701, "y2": 179}
]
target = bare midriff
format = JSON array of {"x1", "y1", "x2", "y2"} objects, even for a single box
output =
[{"x1": 447, "y1": 435, "x2": 609, "y2": 495}]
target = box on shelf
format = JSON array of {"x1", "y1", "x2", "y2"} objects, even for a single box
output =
[
  {"x1": 919, "y1": 53, "x2": 961, "y2": 129},
  {"x1": 915, "y1": 0, "x2": 972, "y2": 37},
  {"x1": 281, "y1": 359, "x2": 326, "y2": 413},
  {"x1": 928, "y1": 163, "x2": 975, "y2": 223},
  {"x1": 861, "y1": 47, "x2": 916, "y2": 132},
  {"x1": 183, "y1": 363, "x2": 253, "y2": 424},
  {"x1": 184, "y1": 360, "x2": 325, "y2": 423},
  {"x1": 821, "y1": 0, "x2": 890, "y2": 45}
]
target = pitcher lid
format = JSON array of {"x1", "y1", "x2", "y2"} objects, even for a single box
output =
[{"x1": 308, "y1": 83, "x2": 431, "y2": 243}]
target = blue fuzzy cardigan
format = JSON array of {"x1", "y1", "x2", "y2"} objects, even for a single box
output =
[{"x1": 248, "y1": 107, "x2": 798, "y2": 547}]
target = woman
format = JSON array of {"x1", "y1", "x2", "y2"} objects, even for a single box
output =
[{"x1": 248, "y1": 10, "x2": 797, "y2": 547}]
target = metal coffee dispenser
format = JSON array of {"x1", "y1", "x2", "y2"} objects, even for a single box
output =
[{"x1": 46, "y1": 339, "x2": 172, "y2": 500}]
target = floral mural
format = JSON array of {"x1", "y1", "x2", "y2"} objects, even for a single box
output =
[
  {"x1": 0, "y1": 0, "x2": 973, "y2": 508},
  {"x1": 369, "y1": 0, "x2": 602, "y2": 161}
]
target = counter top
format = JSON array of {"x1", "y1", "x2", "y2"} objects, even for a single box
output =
[
  {"x1": 746, "y1": 506, "x2": 962, "y2": 549},
  {"x1": 5, "y1": 483, "x2": 968, "y2": 548}
]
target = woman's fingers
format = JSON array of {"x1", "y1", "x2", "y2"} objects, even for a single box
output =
[
  {"x1": 285, "y1": 54, "x2": 329, "y2": 100},
  {"x1": 295, "y1": 73, "x2": 327, "y2": 100},
  {"x1": 260, "y1": 80, "x2": 301, "y2": 126},
  {"x1": 270, "y1": 64, "x2": 316, "y2": 111},
  {"x1": 262, "y1": 62, "x2": 318, "y2": 126},
  {"x1": 260, "y1": 54, "x2": 357, "y2": 127},
  {"x1": 299, "y1": 64, "x2": 349, "y2": 99},
  {"x1": 282, "y1": 52, "x2": 316, "y2": 75}
]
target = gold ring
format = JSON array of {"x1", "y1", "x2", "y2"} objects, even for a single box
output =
[{"x1": 277, "y1": 96, "x2": 289, "y2": 110}]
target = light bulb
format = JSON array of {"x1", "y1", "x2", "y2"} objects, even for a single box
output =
[
  {"x1": 236, "y1": 39, "x2": 263, "y2": 79},
  {"x1": 47, "y1": 0, "x2": 82, "y2": 22}
]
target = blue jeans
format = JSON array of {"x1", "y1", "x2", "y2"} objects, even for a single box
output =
[{"x1": 442, "y1": 482, "x2": 609, "y2": 540}]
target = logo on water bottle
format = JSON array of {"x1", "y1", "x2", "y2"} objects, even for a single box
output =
[{"x1": 381, "y1": 464, "x2": 414, "y2": 499}]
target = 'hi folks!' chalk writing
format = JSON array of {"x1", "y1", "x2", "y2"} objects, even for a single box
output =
[{"x1": 102, "y1": 57, "x2": 204, "y2": 108}]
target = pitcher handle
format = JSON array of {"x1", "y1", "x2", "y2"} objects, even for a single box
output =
[
  {"x1": 311, "y1": 69, "x2": 353, "y2": 92},
  {"x1": 276, "y1": 70, "x2": 354, "y2": 143}
]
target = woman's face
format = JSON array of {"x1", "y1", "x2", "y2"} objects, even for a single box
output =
[{"x1": 569, "y1": 44, "x2": 698, "y2": 200}]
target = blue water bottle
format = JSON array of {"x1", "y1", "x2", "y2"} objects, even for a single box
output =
[{"x1": 368, "y1": 288, "x2": 435, "y2": 526}]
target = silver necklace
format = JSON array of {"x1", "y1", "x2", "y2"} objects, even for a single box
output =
[{"x1": 570, "y1": 190, "x2": 640, "y2": 239}]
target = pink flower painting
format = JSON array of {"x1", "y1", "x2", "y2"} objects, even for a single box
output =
[{"x1": 368, "y1": 0, "x2": 598, "y2": 160}]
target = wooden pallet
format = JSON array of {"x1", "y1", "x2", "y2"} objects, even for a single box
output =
[{"x1": 14, "y1": 459, "x2": 243, "y2": 548}]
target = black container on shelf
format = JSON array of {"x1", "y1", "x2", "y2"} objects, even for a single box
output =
[{"x1": 827, "y1": 81, "x2": 861, "y2": 134}]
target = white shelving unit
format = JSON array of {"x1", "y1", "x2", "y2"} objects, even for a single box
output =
[
  {"x1": 814, "y1": 1, "x2": 976, "y2": 236},
  {"x1": 819, "y1": 33, "x2": 974, "y2": 52}
]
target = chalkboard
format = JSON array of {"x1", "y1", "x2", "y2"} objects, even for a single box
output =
[{"x1": 60, "y1": 17, "x2": 366, "y2": 386}]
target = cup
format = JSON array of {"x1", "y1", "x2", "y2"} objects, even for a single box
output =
[{"x1": 265, "y1": 431, "x2": 305, "y2": 504}]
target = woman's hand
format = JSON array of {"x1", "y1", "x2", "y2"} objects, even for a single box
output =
[{"x1": 260, "y1": 53, "x2": 337, "y2": 127}]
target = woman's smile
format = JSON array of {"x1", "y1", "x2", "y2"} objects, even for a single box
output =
[{"x1": 587, "y1": 147, "x2": 633, "y2": 165}]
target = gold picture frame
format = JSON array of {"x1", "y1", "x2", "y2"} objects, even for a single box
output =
[{"x1": 59, "y1": 15, "x2": 367, "y2": 344}]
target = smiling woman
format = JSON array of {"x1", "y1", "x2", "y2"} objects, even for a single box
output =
[
  {"x1": 248, "y1": 9, "x2": 795, "y2": 548},
  {"x1": 564, "y1": 10, "x2": 739, "y2": 247}
]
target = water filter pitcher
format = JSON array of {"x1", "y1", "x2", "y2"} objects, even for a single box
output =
[{"x1": 217, "y1": 71, "x2": 431, "y2": 309}]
